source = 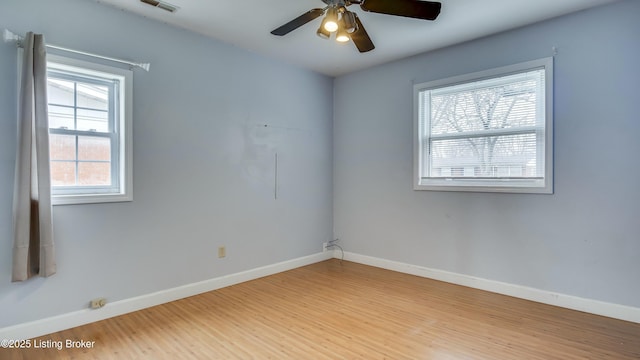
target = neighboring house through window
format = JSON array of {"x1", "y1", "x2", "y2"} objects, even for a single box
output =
[
  {"x1": 46, "y1": 55, "x2": 133, "y2": 204},
  {"x1": 413, "y1": 58, "x2": 553, "y2": 193}
]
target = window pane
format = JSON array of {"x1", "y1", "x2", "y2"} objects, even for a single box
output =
[
  {"x1": 429, "y1": 72, "x2": 542, "y2": 136},
  {"x1": 51, "y1": 161, "x2": 76, "y2": 186},
  {"x1": 47, "y1": 57, "x2": 131, "y2": 202},
  {"x1": 415, "y1": 59, "x2": 551, "y2": 193},
  {"x1": 47, "y1": 78, "x2": 75, "y2": 106},
  {"x1": 77, "y1": 83, "x2": 109, "y2": 111},
  {"x1": 78, "y1": 162, "x2": 111, "y2": 186},
  {"x1": 430, "y1": 134, "x2": 540, "y2": 178},
  {"x1": 77, "y1": 108, "x2": 109, "y2": 132},
  {"x1": 78, "y1": 136, "x2": 111, "y2": 161},
  {"x1": 49, "y1": 134, "x2": 76, "y2": 161},
  {"x1": 48, "y1": 105, "x2": 75, "y2": 130}
]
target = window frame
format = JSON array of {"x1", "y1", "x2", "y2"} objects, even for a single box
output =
[
  {"x1": 413, "y1": 58, "x2": 554, "y2": 194},
  {"x1": 46, "y1": 55, "x2": 133, "y2": 205}
]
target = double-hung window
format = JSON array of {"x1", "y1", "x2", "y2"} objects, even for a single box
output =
[
  {"x1": 413, "y1": 58, "x2": 553, "y2": 193},
  {"x1": 46, "y1": 55, "x2": 133, "y2": 204}
]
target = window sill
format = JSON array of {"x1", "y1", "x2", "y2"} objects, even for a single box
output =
[
  {"x1": 414, "y1": 178, "x2": 553, "y2": 194},
  {"x1": 52, "y1": 193, "x2": 133, "y2": 205}
]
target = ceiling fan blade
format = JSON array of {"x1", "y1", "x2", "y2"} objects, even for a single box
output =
[
  {"x1": 271, "y1": 8, "x2": 325, "y2": 36},
  {"x1": 350, "y1": 15, "x2": 375, "y2": 53},
  {"x1": 360, "y1": 0, "x2": 441, "y2": 20}
]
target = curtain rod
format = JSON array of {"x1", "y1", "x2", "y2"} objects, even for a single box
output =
[{"x1": 3, "y1": 29, "x2": 150, "y2": 72}]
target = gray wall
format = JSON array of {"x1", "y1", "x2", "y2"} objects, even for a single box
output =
[
  {"x1": 1, "y1": 0, "x2": 638, "y2": 330},
  {"x1": 334, "y1": 0, "x2": 640, "y2": 308},
  {"x1": 0, "y1": 0, "x2": 333, "y2": 327}
]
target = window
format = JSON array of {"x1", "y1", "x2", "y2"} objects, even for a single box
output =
[
  {"x1": 413, "y1": 58, "x2": 553, "y2": 193},
  {"x1": 47, "y1": 55, "x2": 133, "y2": 204}
]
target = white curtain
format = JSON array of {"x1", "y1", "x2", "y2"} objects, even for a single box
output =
[{"x1": 12, "y1": 32, "x2": 56, "y2": 282}]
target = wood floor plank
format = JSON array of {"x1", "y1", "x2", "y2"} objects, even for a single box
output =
[{"x1": 2, "y1": 259, "x2": 639, "y2": 359}]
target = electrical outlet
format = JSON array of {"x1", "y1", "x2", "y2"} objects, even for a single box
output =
[
  {"x1": 323, "y1": 242, "x2": 329, "y2": 252},
  {"x1": 90, "y1": 298, "x2": 106, "y2": 309},
  {"x1": 218, "y1": 246, "x2": 226, "y2": 258}
]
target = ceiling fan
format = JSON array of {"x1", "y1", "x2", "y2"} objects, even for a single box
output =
[{"x1": 270, "y1": 0, "x2": 442, "y2": 53}]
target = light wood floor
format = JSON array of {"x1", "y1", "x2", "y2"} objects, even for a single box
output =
[{"x1": 4, "y1": 259, "x2": 640, "y2": 359}]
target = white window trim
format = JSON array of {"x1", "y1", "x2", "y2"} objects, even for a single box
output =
[
  {"x1": 47, "y1": 55, "x2": 133, "y2": 205},
  {"x1": 413, "y1": 58, "x2": 554, "y2": 194}
]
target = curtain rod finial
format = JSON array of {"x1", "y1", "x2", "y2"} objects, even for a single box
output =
[
  {"x1": 3, "y1": 29, "x2": 23, "y2": 43},
  {"x1": 139, "y1": 63, "x2": 151, "y2": 71}
]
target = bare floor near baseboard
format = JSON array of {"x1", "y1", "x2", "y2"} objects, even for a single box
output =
[{"x1": 4, "y1": 259, "x2": 640, "y2": 359}]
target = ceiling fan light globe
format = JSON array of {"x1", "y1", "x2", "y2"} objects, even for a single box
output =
[
  {"x1": 324, "y1": 21, "x2": 338, "y2": 32},
  {"x1": 336, "y1": 34, "x2": 350, "y2": 42},
  {"x1": 336, "y1": 23, "x2": 350, "y2": 43},
  {"x1": 323, "y1": 7, "x2": 339, "y2": 32},
  {"x1": 343, "y1": 11, "x2": 357, "y2": 33},
  {"x1": 316, "y1": 25, "x2": 330, "y2": 39}
]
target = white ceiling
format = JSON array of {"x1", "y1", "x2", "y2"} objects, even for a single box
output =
[{"x1": 94, "y1": 0, "x2": 618, "y2": 77}]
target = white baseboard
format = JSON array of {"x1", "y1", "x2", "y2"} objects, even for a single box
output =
[
  {"x1": 0, "y1": 252, "x2": 334, "y2": 340},
  {"x1": 341, "y1": 251, "x2": 640, "y2": 324},
  {"x1": 5, "y1": 250, "x2": 636, "y2": 340}
]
